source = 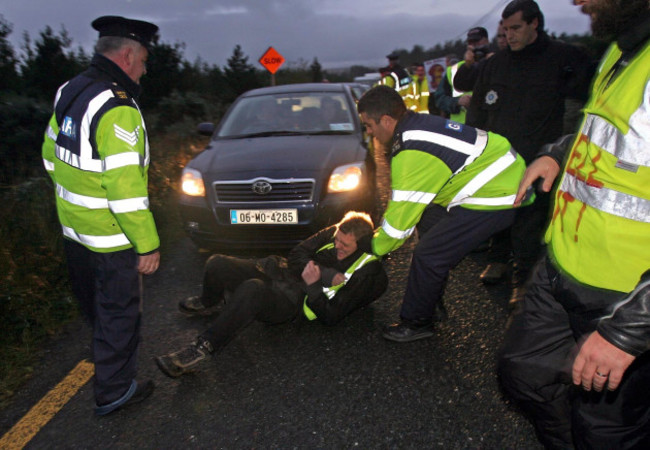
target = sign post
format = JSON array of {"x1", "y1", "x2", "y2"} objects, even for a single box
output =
[{"x1": 258, "y1": 46, "x2": 285, "y2": 86}]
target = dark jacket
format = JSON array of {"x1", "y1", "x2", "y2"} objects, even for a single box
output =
[
  {"x1": 465, "y1": 32, "x2": 594, "y2": 164},
  {"x1": 258, "y1": 225, "x2": 388, "y2": 325}
]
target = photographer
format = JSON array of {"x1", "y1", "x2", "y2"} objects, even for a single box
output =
[{"x1": 433, "y1": 27, "x2": 490, "y2": 123}]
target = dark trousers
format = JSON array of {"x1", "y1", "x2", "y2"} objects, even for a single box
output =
[
  {"x1": 498, "y1": 256, "x2": 650, "y2": 449},
  {"x1": 400, "y1": 204, "x2": 515, "y2": 321},
  {"x1": 198, "y1": 255, "x2": 300, "y2": 351},
  {"x1": 510, "y1": 190, "x2": 550, "y2": 283},
  {"x1": 483, "y1": 190, "x2": 551, "y2": 284},
  {"x1": 63, "y1": 239, "x2": 140, "y2": 406}
]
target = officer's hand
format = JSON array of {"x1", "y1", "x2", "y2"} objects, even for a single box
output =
[
  {"x1": 138, "y1": 251, "x2": 160, "y2": 275},
  {"x1": 514, "y1": 156, "x2": 560, "y2": 206},
  {"x1": 302, "y1": 261, "x2": 321, "y2": 285},
  {"x1": 572, "y1": 331, "x2": 635, "y2": 392}
]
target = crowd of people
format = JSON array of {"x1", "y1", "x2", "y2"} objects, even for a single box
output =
[{"x1": 41, "y1": 0, "x2": 650, "y2": 447}]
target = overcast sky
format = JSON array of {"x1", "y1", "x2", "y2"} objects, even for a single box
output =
[{"x1": 1, "y1": 0, "x2": 590, "y2": 70}]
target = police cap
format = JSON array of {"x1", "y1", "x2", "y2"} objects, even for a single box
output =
[
  {"x1": 467, "y1": 26, "x2": 488, "y2": 43},
  {"x1": 91, "y1": 16, "x2": 159, "y2": 49},
  {"x1": 386, "y1": 52, "x2": 400, "y2": 61}
]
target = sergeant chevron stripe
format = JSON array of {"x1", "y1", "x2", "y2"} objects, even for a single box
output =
[{"x1": 114, "y1": 124, "x2": 140, "y2": 146}]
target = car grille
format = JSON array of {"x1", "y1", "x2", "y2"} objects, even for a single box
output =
[{"x1": 214, "y1": 178, "x2": 315, "y2": 204}]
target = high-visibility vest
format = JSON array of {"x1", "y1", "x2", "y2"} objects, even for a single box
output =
[
  {"x1": 303, "y1": 243, "x2": 379, "y2": 320},
  {"x1": 546, "y1": 38, "x2": 650, "y2": 293},
  {"x1": 372, "y1": 112, "x2": 530, "y2": 256},
  {"x1": 42, "y1": 75, "x2": 159, "y2": 254},
  {"x1": 406, "y1": 77, "x2": 430, "y2": 113},
  {"x1": 446, "y1": 61, "x2": 471, "y2": 124},
  {"x1": 382, "y1": 66, "x2": 412, "y2": 101}
]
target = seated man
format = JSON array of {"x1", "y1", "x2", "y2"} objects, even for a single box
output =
[{"x1": 155, "y1": 211, "x2": 388, "y2": 377}]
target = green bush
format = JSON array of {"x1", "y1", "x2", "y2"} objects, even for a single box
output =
[
  {"x1": 0, "y1": 177, "x2": 76, "y2": 405},
  {"x1": 0, "y1": 94, "x2": 51, "y2": 185}
]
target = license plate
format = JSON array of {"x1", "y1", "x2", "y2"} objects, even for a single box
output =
[{"x1": 230, "y1": 209, "x2": 298, "y2": 225}]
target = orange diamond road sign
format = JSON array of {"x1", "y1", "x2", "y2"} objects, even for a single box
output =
[{"x1": 259, "y1": 46, "x2": 285, "y2": 74}]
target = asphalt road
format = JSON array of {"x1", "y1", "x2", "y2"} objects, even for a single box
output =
[{"x1": 0, "y1": 231, "x2": 543, "y2": 449}]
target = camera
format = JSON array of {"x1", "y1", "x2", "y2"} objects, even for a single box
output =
[{"x1": 472, "y1": 44, "x2": 490, "y2": 61}]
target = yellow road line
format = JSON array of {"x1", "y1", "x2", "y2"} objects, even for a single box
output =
[{"x1": 0, "y1": 359, "x2": 94, "y2": 449}]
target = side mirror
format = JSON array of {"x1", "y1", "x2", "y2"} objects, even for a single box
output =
[{"x1": 197, "y1": 122, "x2": 215, "y2": 136}]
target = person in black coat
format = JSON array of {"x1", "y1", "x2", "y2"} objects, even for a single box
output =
[{"x1": 155, "y1": 211, "x2": 388, "y2": 378}]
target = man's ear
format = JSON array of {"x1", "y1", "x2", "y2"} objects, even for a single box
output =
[
  {"x1": 379, "y1": 114, "x2": 397, "y2": 133},
  {"x1": 122, "y1": 45, "x2": 135, "y2": 69}
]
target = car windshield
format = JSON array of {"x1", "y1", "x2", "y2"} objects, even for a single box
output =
[{"x1": 217, "y1": 92, "x2": 356, "y2": 137}]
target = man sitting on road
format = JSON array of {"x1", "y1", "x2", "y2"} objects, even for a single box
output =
[
  {"x1": 357, "y1": 86, "x2": 532, "y2": 343},
  {"x1": 155, "y1": 211, "x2": 388, "y2": 377}
]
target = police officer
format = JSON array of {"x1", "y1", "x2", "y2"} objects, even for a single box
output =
[
  {"x1": 498, "y1": 0, "x2": 650, "y2": 447},
  {"x1": 381, "y1": 52, "x2": 412, "y2": 102},
  {"x1": 357, "y1": 86, "x2": 532, "y2": 342},
  {"x1": 405, "y1": 62, "x2": 430, "y2": 114},
  {"x1": 42, "y1": 16, "x2": 160, "y2": 415}
]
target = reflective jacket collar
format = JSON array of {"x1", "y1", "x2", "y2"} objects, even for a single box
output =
[
  {"x1": 86, "y1": 53, "x2": 142, "y2": 100},
  {"x1": 618, "y1": 11, "x2": 650, "y2": 53}
]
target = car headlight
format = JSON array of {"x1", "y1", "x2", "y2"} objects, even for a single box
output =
[
  {"x1": 328, "y1": 163, "x2": 364, "y2": 193},
  {"x1": 181, "y1": 167, "x2": 205, "y2": 197}
]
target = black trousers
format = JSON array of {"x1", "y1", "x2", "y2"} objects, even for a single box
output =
[
  {"x1": 498, "y1": 256, "x2": 650, "y2": 449},
  {"x1": 399, "y1": 204, "x2": 515, "y2": 321},
  {"x1": 198, "y1": 255, "x2": 300, "y2": 351},
  {"x1": 63, "y1": 239, "x2": 140, "y2": 406}
]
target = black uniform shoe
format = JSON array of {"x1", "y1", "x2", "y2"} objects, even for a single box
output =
[
  {"x1": 479, "y1": 262, "x2": 508, "y2": 285},
  {"x1": 382, "y1": 320, "x2": 435, "y2": 343},
  {"x1": 95, "y1": 379, "x2": 155, "y2": 416},
  {"x1": 154, "y1": 338, "x2": 213, "y2": 378},
  {"x1": 178, "y1": 296, "x2": 220, "y2": 317}
]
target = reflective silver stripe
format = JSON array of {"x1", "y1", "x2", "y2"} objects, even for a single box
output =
[
  {"x1": 322, "y1": 287, "x2": 336, "y2": 299},
  {"x1": 402, "y1": 128, "x2": 486, "y2": 157},
  {"x1": 392, "y1": 190, "x2": 436, "y2": 204},
  {"x1": 109, "y1": 197, "x2": 149, "y2": 214},
  {"x1": 46, "y1": 125, "x2": 57, "y2": 141},
  {"x1": 103, "y1": 152, "x2": 143, "y2": 171},
  {"x1": 43, "y1": 158, "x2": 55, "y2": 172},
  {"x1": 560, "y1": 172, "x2": 650, "y2": 223},
  {"x1": 381, "y1": 217, "x2": 415, "y2": 240},
  {"x1": 448, "y1": 148, "x2": 517, "y2": 209},
  {"x1": 55, "y1": 145, "x2": 103, "y2": 172},
  {"x1": 321, "y1": 253, "x2": 377, "y2": 299},
  {"x1": 450, "y1": 63, "x2": 464, "y2": 98},
  {"x1": 456, "y1": 195, "x2": 516, "y2": 206},
  {"x1": 80, "y1": 90, "x2": 115, "y2": 162},
  {"x1": 62, "y1": 225, "x2": 130, "y2": 249},
  {"x1": 421, "y1": 91, "x2": 429, "y2": 97},
  {"x1": 57, "y1": 184, "x2": 108, "y2": 209},
  {"x1": 582, "y1": 93, "x2": 650, "y2": 166}
]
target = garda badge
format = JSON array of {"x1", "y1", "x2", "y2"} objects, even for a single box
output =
[{"x1": 485, "y1": 90, "x2": 498, "y2": 105}]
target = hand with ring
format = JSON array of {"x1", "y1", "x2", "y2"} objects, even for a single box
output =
[{"x1": 572, "y1": 331, "x2": 635, "y2": 392}]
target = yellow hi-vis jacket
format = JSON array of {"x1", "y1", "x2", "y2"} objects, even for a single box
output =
[
  {"x1": 546, "y1": 37, "x2": 650, "y2": 293},
  {"x1": 42, "y1": 55, "x2": 159, "y2": 254},
  {"x1": 303, "y1": 243, "x2": 379, "y2": 320},
  {"x1": 447, "y1": 62, "x2": 471, "y2": 124}
]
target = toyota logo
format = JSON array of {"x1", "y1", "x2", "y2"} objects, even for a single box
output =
[{"x1": 251, "y1": 180, "x2": 272, "y2": 195}]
